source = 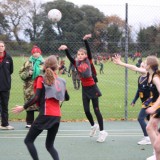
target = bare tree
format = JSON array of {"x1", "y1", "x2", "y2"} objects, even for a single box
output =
[
  {"x1": 0, "y1": 0, "x2": 31, "y2": 44},
  {"x1": 24, "y1": 1, "x2": 45, "y2": 42}
]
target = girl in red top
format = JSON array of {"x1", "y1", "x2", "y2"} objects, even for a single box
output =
[
  {"x1": 59, "y1": 34, "x2": 108, "y2": 143},
  {"x1": 12, "y1": 55, "x2": 69, "y2": 160}
]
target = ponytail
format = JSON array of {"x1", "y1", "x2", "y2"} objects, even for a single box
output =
[
  {"x1": 43, "y1": 55, "x2": 59, "y2": 85},
  {"x1": 44, "y1": 68, "x2": 55, "y2": 86}
]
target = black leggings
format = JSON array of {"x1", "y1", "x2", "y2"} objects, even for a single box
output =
[
  {"x1": 83, "y1": 97, "x2": 104, "y2": 131},
  {"x1": 0, "y1": 91, "x2": 10, "y2": 126},
  {"x1": 24, "y1": 123, "x2": 60, "y2": 160}
]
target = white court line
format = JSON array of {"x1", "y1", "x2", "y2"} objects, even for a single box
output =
[
  {"x1": 0, "y1": 135, "x2": 143, "y2": 139},
  {"x1": 0, "y1": 129, "x2": 142, "y2": 132},
  {"x1": 0, "y1": 134, "x2": 143, "y2": 139},
  {"x1": 0, "y1": 133, "x2": 142, "y2": 136},
  {"x1": 0, "y1": 129, "x2": 143, "y2": 138}
]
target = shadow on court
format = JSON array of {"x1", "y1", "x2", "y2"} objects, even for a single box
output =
[{"x1": 0, "y1": 121, "x2": 152, "y2": 160}]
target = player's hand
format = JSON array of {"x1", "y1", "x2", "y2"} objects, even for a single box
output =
[
  {"x1": 112, "y1": 54, "x2": 121, "y2": 65},
  {"x1": 12, "y1": 105, "x2": 24, "y2": 114},
  {"x1": 58, "y1": 45, "x2": 68, "y2": 51},
  {"x1": 83, "y1": 34, "x2": 92, "y2": 40},
  {"x1": 131, "y1": 102, "x2": 135, "y2": 107}
]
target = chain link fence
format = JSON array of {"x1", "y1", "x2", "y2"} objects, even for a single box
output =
[{"x1": 0, "y1": 1, "x2": 160, "y2": 121}]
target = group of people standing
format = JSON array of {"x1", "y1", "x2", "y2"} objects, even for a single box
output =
[{"x1": 1, "y1": 33, "x2": 160, "y2": 160}]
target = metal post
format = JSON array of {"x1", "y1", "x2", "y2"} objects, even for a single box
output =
[{"x1": 124, "y1": 3, "x2": 128, "y2": 120}]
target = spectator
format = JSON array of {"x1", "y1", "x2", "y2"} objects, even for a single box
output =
[
  {"x1": 0, "y1": 41, "x2": 14, "y2": 130},
  {"x1": 99, "y1": 60, "x2": 104, "y2": 74},
  {"x1": 68, "y1": 61, "x2": 80, "y2": 90},
  {"x1": 58, "y1": 60, "x2": 67, "y2": 74},
  {"x1": 19, "y1": 45, "x2": 44, "y2": 128},
  {"x1": 136, "y1": 58, "x2": 143, "y2": 68}
]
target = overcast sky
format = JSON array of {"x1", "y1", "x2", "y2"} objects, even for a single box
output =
[
  {"x1": 37, "y1": 0, "x2": 160, "y2": 31},
  {"x1": 1, "y1": 0, "x2": 159, "y2": 29},
  {"x1": 39, "y1": 0, "x2": 160, "y2": 6}
]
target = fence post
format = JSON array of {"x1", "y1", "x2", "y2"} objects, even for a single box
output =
[{"x1": 124, "y1": 3, "x2": 129, "y2": 120}]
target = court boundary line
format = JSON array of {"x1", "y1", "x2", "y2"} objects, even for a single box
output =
[{"x1": 0, "y1": 128, "x2": 143, "y2": 138}]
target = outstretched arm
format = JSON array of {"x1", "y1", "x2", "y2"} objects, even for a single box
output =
[
  {"x1": 58, "y1": 45, "x2": 75, "y2": 64},
  {"x1": 83, "y1": 34, "x2": 92, "y2": 60},
  {"x1": 12, "y1": 89, "x2": 42, "y2": 114},
  {"x1": 131, "y1": 89, "x2": 139, "y2": 106},
  {"x1": 112, "y1": 54, "x2": 147, "y2": 74}
]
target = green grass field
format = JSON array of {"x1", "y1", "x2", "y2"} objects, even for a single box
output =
[{"x1": 9, "y1": 56, "x2": 142, "y2": 121}]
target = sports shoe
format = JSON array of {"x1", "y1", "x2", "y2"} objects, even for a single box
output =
[
  {"x1": 90, "y1": 124, "x2": 99, "y2": 137},
  {"x1": 146, "y1": 155, "x2": 156, "y2": 160},
  {"x1": 0, "y1": 125, "x2": 14, "y2": 130},
  {"x1": 25, "y1": 125, "x2": 31, "y2": 128},
  {"x1": 97, "y1": 130, "x2": 108, "y2": 142},
  {"x1": 138, "y1": 136, "x2": 151, "y2": 145}
]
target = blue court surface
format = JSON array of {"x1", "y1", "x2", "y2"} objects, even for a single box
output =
[{"x1": 0, "y1": 121, "x2": 152, "y2": 160}]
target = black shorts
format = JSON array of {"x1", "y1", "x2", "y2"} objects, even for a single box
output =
[{"x1": 82, "y1": 84, "x2": 102, "y2": 99}]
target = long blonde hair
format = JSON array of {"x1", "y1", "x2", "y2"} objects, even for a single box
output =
[
  {"x1": 44, "y1": 55, "x2": 59, "y2": 85},
  {"x1": 146, "y1": 55, "x2": 160, "y2": 76}
]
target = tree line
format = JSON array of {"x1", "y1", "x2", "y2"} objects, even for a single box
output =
[{"x1": 0, "y1": 0, "x2": 160, "y2": 56}]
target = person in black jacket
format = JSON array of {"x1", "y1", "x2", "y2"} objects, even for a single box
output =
[{"x1": 0, "y1": 41, "x2": 14, "y2": 130}]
